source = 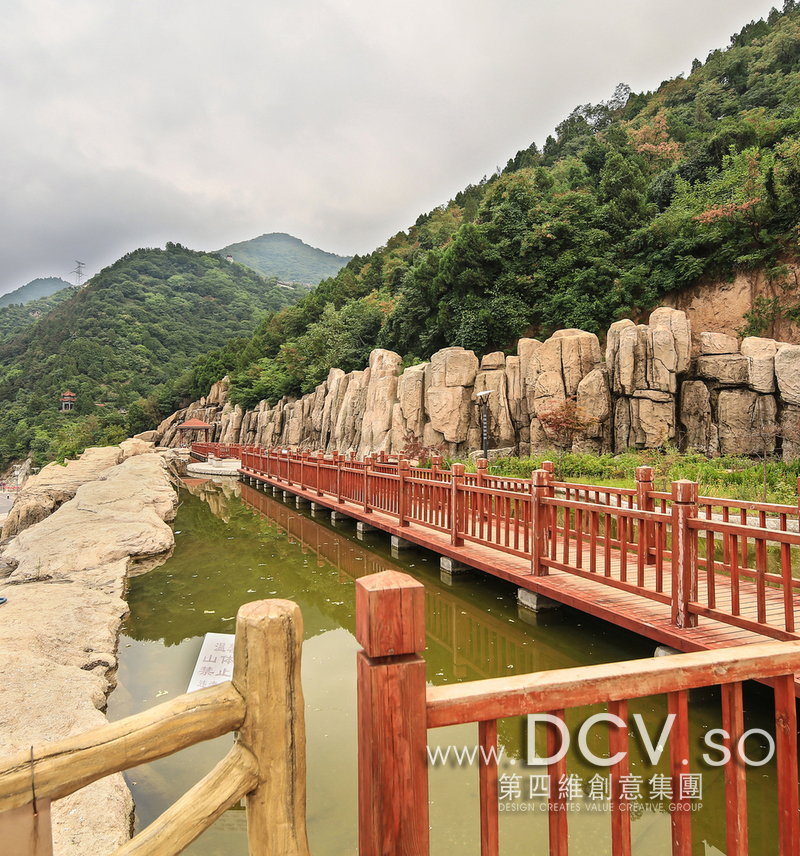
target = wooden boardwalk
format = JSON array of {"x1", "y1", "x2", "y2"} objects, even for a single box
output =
[{"x1": 232, "y1": 445, "x2": 800, "y2": 694}]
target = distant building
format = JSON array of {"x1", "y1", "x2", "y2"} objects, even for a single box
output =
[
  {"x1": 60, "y1": 390, "x2": 76, "y2": 412},
  {"x1": 225, "y1": 254, "x2": 234, "y2": 264}
]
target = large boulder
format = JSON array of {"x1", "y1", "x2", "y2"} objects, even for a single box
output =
[
  {"x1": 775, "y1": 345, "x2": 800, "y2": 406},
  {"x1": 680, "y1": 381, "x2": 712, "y2": 453},
  {"x1": 717, "y1": 390, "x2": 777, "y2": 456}
]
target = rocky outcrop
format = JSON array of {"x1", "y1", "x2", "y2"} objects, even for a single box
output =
[
  {"x1": 155, "y1": 306, "x2": 800, "y2": 461},
  {"x1": 0, "y1": 447, "x2": 180, "y2": 855}
]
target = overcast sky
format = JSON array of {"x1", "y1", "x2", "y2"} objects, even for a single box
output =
[{"x1": 0, "y1": 0, "x2": 781, "y2": 293}]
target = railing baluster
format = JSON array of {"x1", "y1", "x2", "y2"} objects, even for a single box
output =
[
  {"x1": 668, "y1": 689, "x2": 692, "y2": 856},
  {"x1": 721, "y1": 681, "x2": 747, "y2": 856},
  {"x1": 478, "y1": 720, "x2": 499, "y2": 856},
  {"x1": 774, "y1": 673, "x2": 800, "y2": 856},
  {"x1": 608, "y1": 698, "x2": 632, "y2": 856}
]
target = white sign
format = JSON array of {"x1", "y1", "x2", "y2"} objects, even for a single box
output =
[{"x1": 187, "y1": 633, "x2": 236, "y2": 693}]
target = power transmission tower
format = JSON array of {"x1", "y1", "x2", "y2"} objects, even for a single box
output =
[{"x1": 70, "y1": 260, "x2": 86, "y2": 288}]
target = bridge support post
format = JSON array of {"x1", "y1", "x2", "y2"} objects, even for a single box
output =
[
  {"x1": 671, "y1": 480, "x2": 698, "y2": 629},
  {"x1": 531, "y1": 469, "x2": 551, "y2": 576},
  {"x1": 356, "y1": 572, "x2": 429, "y2": 856}
]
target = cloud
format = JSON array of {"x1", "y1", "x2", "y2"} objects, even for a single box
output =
[{"x1": 0, "y1": 0, "x2": 780, "y2": 291}]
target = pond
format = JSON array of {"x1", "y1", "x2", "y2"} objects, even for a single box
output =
[{"x1": 107, "y1": 478, "x2": 784, "y2": 855}]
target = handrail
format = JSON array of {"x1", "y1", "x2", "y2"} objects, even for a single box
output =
[
  {"x1": 356, "y1": 571, "x2": 800, "y2": 856},
  {"x1": 0, "y1": 600, "x2": 311, "y2": 856}
]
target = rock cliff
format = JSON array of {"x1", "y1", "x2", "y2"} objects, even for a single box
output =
[{"x1": 157, "y1": 307, "x2": 800, "y2": 460}]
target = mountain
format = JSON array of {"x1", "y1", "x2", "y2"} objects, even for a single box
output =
[
  {"x1": 0, "y1": 288, "x2": 75, "y2": 343},
  {"x1": 217, "y1": 233, "x2": 351, "y2": 284},
  {"x1": 195, "y1": 3, "x2": 800, "y2": 410},
  {"x1": 0, "y1": 277, "x2": 72, "y2": 308},
  {"x1": 0, "y1": 243, "x2": 308, "y2": 468}
]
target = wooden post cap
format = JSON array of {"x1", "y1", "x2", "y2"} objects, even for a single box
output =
[
  {"x1": 356, "y1": 572, "x2": 425, "y2": 658},
  {"x1": 541, "y1": 461, "x2": 555, "y2": 474},
  {"x1": 532, "y1": 468, "x2": 550, "y2": 486},
  {"x1": 476, "y1": 458, "x2": 488, "y2": 470},
  {"x1": 636, "y1": 466, "x2": 654, "y2": 481},
  {"x1": 671, "y1": 480, "x2": 699, "y2": 503}
]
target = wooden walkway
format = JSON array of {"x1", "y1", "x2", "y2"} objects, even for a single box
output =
[{"x1": 232, "y1": 445, "x2": 800, "y2": 694}]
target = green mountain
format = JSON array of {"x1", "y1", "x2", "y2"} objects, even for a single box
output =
[
  {"x1": 0, "y1": 288, "x2": 75, "y2": 343},
  {"x1": 217, "y1": 233, "x2": 351, "y2": 283},
  {"x1": 0, "y1": 243, "x2": 308, "y2": 467},
  {"x1": 195, "y1": 3, "x2": 800, "y2": 409},
  {"x1": 0, "y1": 277, "x2": 72, "y2": 308}
]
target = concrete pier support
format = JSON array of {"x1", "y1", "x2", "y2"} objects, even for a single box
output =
[
  {"x1": 296, "y1": 496, "x2": 311, "y2": 508},
  {"x1": 357, "y1": 521, "x2": 377, "y2": 533},
  {"x1": 518, "y1": 589, "x2": 561, "y2": 613},
  {"x1": 439, "y1": 556, "x2": 474, "y2": 586},
  {"x1": 391, "y1": 535, "x2": 414, "y2": 550},
  {"x1": 331, "y1": 510, "x2": 351, "y2": 523}
]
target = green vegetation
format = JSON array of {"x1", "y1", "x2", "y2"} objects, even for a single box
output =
[
  {"x1": 0, "y1": 243, "x2": 307, "y2": 469},
  {"x1": 0, "y1": 288, "x2": 74, "y2": 342},
  {"x1": 485, "y1": 448, "x2": 800, "y2": 507},
  {"x1": 198, "y1": 4, "x2": 800, "y2": 407},
  {"x1": 0, "y1": 277, "x2": 71, "y2": 309},
  {"x1": 216, "y1": 232, "x2": 351, "y2": 284}
]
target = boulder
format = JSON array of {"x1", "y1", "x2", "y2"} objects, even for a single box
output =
[
  {"x1": 699, "y1": 332, "x2": 739, "y2": 355},
  {"x1": 630, "y1": 395, "x2": 675, "y2": 448},
  {"x1": 680, "y1": 381, "x2": 712, "y2": 453},
  {"x1": 741, "y1": 337, "x2": 778, "y2": 394},
  {"x1": 696, "y1": 354, "x2": 750, "y2": 386},
  {"x1": 649, "y1": 307, "x2": 691, "y2": 374},
  {"x1": 717, "y1": 390, "x2": 777, "y2": 456},
  {"x1": 480, "y1": 351, "x2": 506, "y2": 371},
  {"x1": 775, "y1": 345, "x2": 800, "y2": 406},
  {"x1": 646, "y1": 326, "x2": 678, "y2": 393},
  {"x1": 474, "y1": 370, "x2": 516, "y2": 450}
]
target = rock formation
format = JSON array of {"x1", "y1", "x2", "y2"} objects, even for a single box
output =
[
  {"x1": 156, "y1": 306, "x2": 800, "y2": 461},
  {"x1": 0, "y1": 444, "x2": 180, "y2": 855}
]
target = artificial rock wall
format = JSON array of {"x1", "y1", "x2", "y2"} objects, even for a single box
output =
[{"x1": 154, "y1": 307, "x2": 800, "y2": 461}]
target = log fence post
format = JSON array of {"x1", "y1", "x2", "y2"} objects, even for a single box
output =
[
  {"x1": 671, "y1": 480, "x2": 699, "y2": 629},
  {"x1": 531, "y1": 469, "x2": 551, "y2": 576},
  {"x1": 356, "y1": 572, "x2": 429, "y2": 856},
  {"x1": 232, "y1": 600, "x2": 311, "y2": 856},
  {"x1": 397, "y1": 460, "x2": 411, "y2": 527},
  {"x1": 636, "y1": 465, "x2": 655, "y2": 564},
  {"x1": 451, "y1": 463, "x2": 465, "y2": 547}
]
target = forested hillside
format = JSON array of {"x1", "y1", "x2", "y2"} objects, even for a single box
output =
[
  {"x1": 0, "y1": 277, "x2": 71, "y2": 309},
  {"x1": 0, "y1": 244, "x2": 306, "y2": 467},
  {"x1": 217, "y1": 232, "x2": 351, "y2": 283},
  {"x1": 0, "y1": 288, "x2": 74, "y2": 342},
  {"x1": 193, "y1": 2, "x2": 800, "y2": 410}
]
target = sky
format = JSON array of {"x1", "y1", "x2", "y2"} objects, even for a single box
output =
[{"x1": 0, "y1": 0, "x2": 783, "y2": 293}]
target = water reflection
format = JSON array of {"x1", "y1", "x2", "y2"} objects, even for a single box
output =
[{"x1": 108, "y1": 478, "x2": 783, "y2": 856}]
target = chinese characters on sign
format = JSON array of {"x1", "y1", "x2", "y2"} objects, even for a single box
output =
[{"x1": 187, "y1": 633, "x2": 236, "y2": 693}]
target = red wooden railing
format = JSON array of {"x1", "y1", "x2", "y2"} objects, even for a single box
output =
[
  {"x1": 224, "y1": 444, "x2": 800, "y2": 642},
  {"x1": 355, "y1": 571, "x2": 800, "y2": 856}
]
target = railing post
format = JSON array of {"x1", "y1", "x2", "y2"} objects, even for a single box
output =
[
  {"x1": 636, "y1": 465, "x2": 655, "y2": 564},
  {"x1": 451, "y1": 463, "x2": 465, "y2": 547},
  {"x1": 364, "y1": 454, "x2": 373, "y2": 514},
  {"x1": 431, "y1": 455, "x2": 442, "y2": 481},
  {"x1": 476, "y1": 457, "x2": 488, "y2": 487},
  {"x1": 232, "y1": 600, "x2": 311, "y2": 856},
  {"x1": 541, "y1": 460, "x2": 555, "y2": 480},
  {"x1": 531, "y1": 469, "x2": 551, "y2": 576},
  {"x1": 356, "y1": 572, "x2": 429, "y2": 856},
  {"x1": 671, "y1": 480, "x2": 699, "y2": 629},
  {"x1": 333, "y1": 451, "x2": 342, "y2": 504},
  {"x1": 300, "y1": 450, "x2": 309, "y2": 492},
  {"x1": 316, "y1": 452, "x2": 324, "y2": 498},
  {"x1": 397, "y1": 459, "x2": 411, "y2": 527}
]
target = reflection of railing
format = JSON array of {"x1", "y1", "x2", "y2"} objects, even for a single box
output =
[
  {"x1": 240, "y1": 481, "x2": 559, "y2": 678},
  {"x1": 0, "y1": 602, "x2": 310, "y2": 856},
  {"x1": 191, "y1": 443, "x2": 255, "y2": 461},
  {"x1": 228, "y1": 444, "x2": 800, "y2": 644},
  {"x1": 356, "y1": 571, "x2": 800, "y2": 856}
]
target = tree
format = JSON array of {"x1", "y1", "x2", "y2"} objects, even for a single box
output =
[{"x1": 537, "y1": 398, "x2": 597, "y2": 478}]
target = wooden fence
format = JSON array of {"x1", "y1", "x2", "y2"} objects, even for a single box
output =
[
  {"x1": 235, "y1": 445, "x2": 800, "y2": 643},
  {"x1": 356, "y1": 570, "x2": 800, "y2": 856},
  {"x1": 0, "y1": 601, "x2": 310, "y2": 856}
]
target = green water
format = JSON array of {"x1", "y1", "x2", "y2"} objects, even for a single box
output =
[{"x1": 107, "y1": 478, "x2": 785, "y2": 855}]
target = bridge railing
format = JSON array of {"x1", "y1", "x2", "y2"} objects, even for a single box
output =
[
  {"x1": 234, "y1": 446, "x2": 800, "y2": 639},
  {"x1": 356, "y1": 571, "x2": 800, "y2": 856},
  {"x1": 0, "y1": 601, "x2": 310, "y2": 856}
]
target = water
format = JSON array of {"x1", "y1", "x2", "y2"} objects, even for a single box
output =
[{"x1": 107, "y1": 478, "x2": 784, "y2": 855}]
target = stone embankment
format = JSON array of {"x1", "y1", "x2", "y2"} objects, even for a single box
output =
[
  {"x1": 0, "y1": 440, "x2": 180, "y2": 855},
  {"x1": 155, "y1": 306, "x2": 800, "y2": 460}
]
